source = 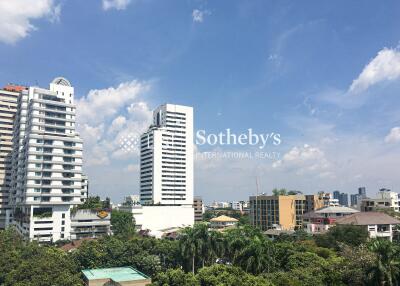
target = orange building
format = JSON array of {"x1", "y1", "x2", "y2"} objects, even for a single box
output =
[{"x1": 249, "y1": 194, "x2": 324, "y2": 231}]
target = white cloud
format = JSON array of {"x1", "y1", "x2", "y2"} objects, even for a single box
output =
[
  {"x1": 385, "y1": 127, "x2": 400, "y2": 143},
  {"x1": 0, "y1": 0, "x2": 60, "y2": 44},
  {"x1": 76, "y1": 80, "x2": 152, "y2": 167},
  {"x1": 272, "y1": 144, "x2": 332, "y2": 177},
  {"x1": 192, "y1": 9, "x2": 210, "y2": 23},
  {"x1": 76, "y1": 80, "x2": 150, "y2": 126},
  {"x1": 102, "y1": 0, "x2": 131, "y2": 11},
  {"x1": 349, "y1": 48, "x2": 400, "y2": 94}
]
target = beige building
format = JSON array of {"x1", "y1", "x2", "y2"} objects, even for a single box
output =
[
  {"x1": 0, "y1": 85, "x2": 24, "y2": 229},
  {"x1": 249, "y1": 194, "x2": 324, "y2": 231},
  {"x1": 193, "y1": 196, "x2": 203, "y2": 222}
]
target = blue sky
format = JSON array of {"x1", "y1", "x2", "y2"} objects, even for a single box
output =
[{"x1": 1, "y1": 0, "x2": 400, "y2": 203}]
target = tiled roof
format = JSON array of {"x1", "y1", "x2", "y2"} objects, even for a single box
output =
[
  {"x1": 335, "y1": 212, "x2": 400, "y2": 225},
  {"x1": 210, "y1": 215, "x2": 238, "y2": 222}
]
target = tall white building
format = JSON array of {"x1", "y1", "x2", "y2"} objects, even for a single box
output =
[
  {"x1": 8, "y1": 77, "x2": 84, "y2": 242},
  {"x1": 0, "y1": 85, "x2": 25, "y2": 228},
  {"x1": 140, "y1": 104, "x2": 193, "y2": 206}
]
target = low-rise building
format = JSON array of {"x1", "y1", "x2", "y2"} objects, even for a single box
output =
[
  {"x1": 210, "y1": 201, "x2": 230, "y2": 209},
  {"x1": 303, "y1": 206, "x2": 359, "y2": 234},
  {"x1": 193, "y1": 196, "x2": 204, "y2": 222},
  {"x1": 210, "y1": 215, "x2": 238, "y2": 229},
  {"x1": 318, "y1": 192, "x2": 339, "y2": 207},
  {"x1": 360, "y1": 189, "x2": 399, "y2": 212},
  {"x1": 336, "y1": 212, "x2": 400, "y2": 241},
  {"x1": 70, "y1": 209, "x2": 111, "y2": 240},
  {"x1": 82, "y1": 267, "x2": 151, "y2": 286}
]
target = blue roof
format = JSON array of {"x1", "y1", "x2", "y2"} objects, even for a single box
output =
[{"x1": 82, "y1": 267, "x2": 150, "y2": 282}]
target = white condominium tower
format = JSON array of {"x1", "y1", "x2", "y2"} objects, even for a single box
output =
[
  {"x1": 0, "y1": 85, "x2": 25, "y2": 229},
  {"x1": 140, "y1": 104, "x2": 193, "y2": 206},
  {"x1": 8, "y1": 77, "x2": 84, "y2": 242}
]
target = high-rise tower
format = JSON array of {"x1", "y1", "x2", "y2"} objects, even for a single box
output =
[
  {"x1": 0, "y1": 85, "x2": 25, "y2": 229},
  {"x1": 140, "y1": 104, "x2": 193, "y2": 206},
  {"x1": 8, "y1": 77, "x2": 84, "y2": 242}
]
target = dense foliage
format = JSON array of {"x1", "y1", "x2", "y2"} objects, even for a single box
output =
[{"x1": 1, "y1": 223, "x2": 400, "y2": 286}]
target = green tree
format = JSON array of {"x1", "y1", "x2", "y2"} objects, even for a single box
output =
[
  {"x1": 151, "y1": 268, "x2": 198, "y2": 286},
  {"x1": 111, "y1": 209, "x2": 136, "y2": 237},
  {"x1": 339, "y1": 244, "x2": 375, "y2": 286},
  {"x1": 0, "y1": 228, "x2": 25, "y2": 284},
  {"x1": 196, "y1": 264, "x2": 274, "y2": 286},
  {"x1": 236, "y1": 236, "x2": 276, "y2": 274},
  {"x1": 179, "y1": 224, "x2": 208, "y2": 273},
  {"x1": 315, "y1": 224, "x2": 369, "y2": 249},
  {"x1": 272, "y1": 188, "x2": 287, "y2": 196},
  {"x1": 78, "y1": 196, "x2": 103, "y2": 210},
  {"x1": 4, "y1": 247, "x2": 82, "y2": 286},
  {"x1": 367, "y1": 239, "x2": 400, "y2": 286}
]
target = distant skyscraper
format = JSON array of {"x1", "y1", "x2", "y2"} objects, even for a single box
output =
[
  {"x1": 8, "y1": 77, "x2": 84, "y2": 242},
  {"x1": 140, "y1": 104, "x2": 193, "y2": 206},
  {"x1": 0, "y1": 85, "x2": 25, "y2": 229},
  {"x1": 333, "y1": 190, "x2": 340, "y2": 200},
  {"x1": 358, "y1": 187, "x2": 366, "y2": 198},
  {"x1": 339, "y1": 193, "x2": 349, "y2": 206},
  {"x1": 350, "y1": 194, "x2": 360, "y2": 206}
]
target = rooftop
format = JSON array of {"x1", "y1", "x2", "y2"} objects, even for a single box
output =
[
  {"x1": 336, "y1": 212, "x2": 400, "y2": 226},
  {"x1": 315, "y1": 206, "x2": 359, "y2": 214},
  {"x1": 303, "y1": 206, "x2": 359, "y2": 219},
  {"x1": 210, "y1": 215, "x2": 238, "y2": 223},
  {"x1": 82, "y1": 267, "x2": 150, "y2": 282}
]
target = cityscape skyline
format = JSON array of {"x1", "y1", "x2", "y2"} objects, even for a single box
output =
[{"x1": 0, "y1": 1, "x2": 400, "y2": 203}]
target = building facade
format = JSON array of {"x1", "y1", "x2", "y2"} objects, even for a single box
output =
[
  {"x1": 193, "y1": 196, "x2": 203, "y2": 222},
  {"x1": 70, "y1": 209, "x2": 111, "y2": 240},
  {"x1": 338, "y1": 192, "x2": 349, "y2": 206},
  {"x1": 0, "y1": 85, "x2": 25, "y2": 229},
  {"x1": 302, "y1": 206, "x2": 359, "y2": 234},
  {"x1": 249, "y1": 194, "x2": 324, "y2": 231},
  {"x1": 350, "y1": 194, "x2": 361, "y2": 207},
  {"x1": 7, "y1": 77, "x2": 84, "y2": 242},
  {"x1": 336, "y1": 212, "x2": 400, "y2": 241},
  {"x1": 81, "y1": 174, "x2": 89, "y2": 203},
  {"x1": 139, "y1": 104, "x2": 193, "y2": 206},
  {"x1": 333, "y1": 190, "x2": 340, "y2": 200},
  {"x1": 358, "y1": 187, "x2": 367, "y2": 198},
  {"x1": 318, "y1": 192, "x2": 339, "y2": 207},
  {"x1": 361, "y1": 189, "x2": 400, "y2": 212}
]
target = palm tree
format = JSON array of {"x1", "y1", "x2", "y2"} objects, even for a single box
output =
[
  {"x1": 207, "y1": 230, "x2": 225, "y2": 265},
  {"x1": 179, "y1": 223, "x2": 211, "y2": 273},
  {"x1": 180, "y1": 227, "x2": 198, "y2": 274},
  {"x1": 367, "y1": 239, "x2": 400, "y2": 286},
  {"x1": 193, "y1": 223, "x2": 209, "y2": 268}
]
